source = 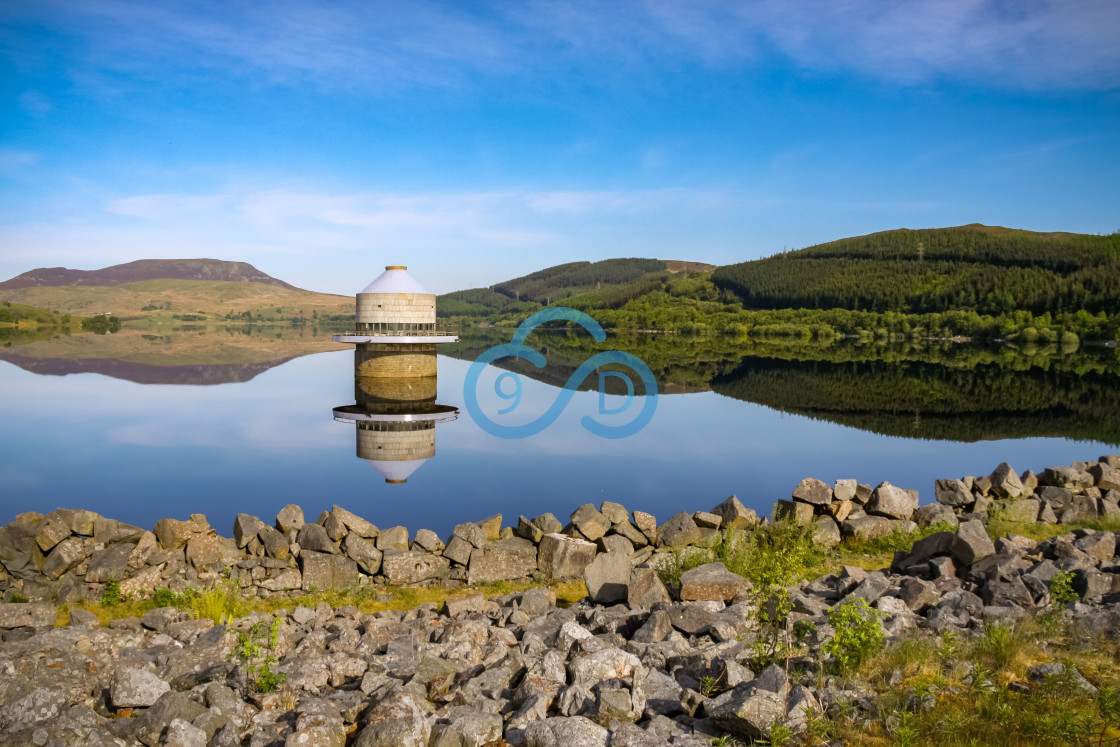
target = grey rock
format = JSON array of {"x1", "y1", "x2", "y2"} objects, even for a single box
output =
[
  {"x1": 990, "y1": 462, "x2": 1025, "y2": 499},
  {"x1": 232, "y1": 513, "x2": 265, "y2": 548},
  {"x1": 631, "y1": 609, "x2": 673, "y2": 643},
  {"x1": 913, "y1": 502, "x2": 959, "y2": 528},
  {"x1": 533, "y1": 513, "x2": 563, "y2": 534},
  {"x1": 867, "y1": 481, "x2": 918, "y2": 519},
  {"x1": 899, "y1": 578, "x2": 940, "y2": 612},
  {"x1": 381, "y1": 550, "x2": 449, "y2": 585},
  {"x1": 42, "y1": 536, "x2": 89, "y2": 580},
  {"x1": 627, "y1": 566, "x2": 671, "y2": 609},
  {"x1": 656, "y1": 512, "x2": 702, "y2": 548},
  {"x1": 774, "y1": 500, "x2": 814, "y2": 525},
  {"x1": 0, "y1": 602, "x2": 54, "y2": 629},
  {"x1": 523, "y1": 716, "x2": 609, "y2": 747},
  {"x1": 841, "y1": 515, "x2": 897, "y2": 541},
  {"x1": 599, "y1": 501, "x2": 630, "y2": 525},
  {"x1": 69, "y1": 607, "x2": 100, "y2": 630},
  {"x1": 85, "y1": 541, "x2": 134, "y2": 583},
  {"x1": 452, "y1": 522, "x2": 488, "y2": 549},
  {"x1": 812, "y1": 515, "x2": 842, "y2": 548},
  {"x1": 583, "y1": 551, "x2": 631, "y2": 604},
  {"x1": 679, "y1": 562, "x2": 750, "y2": 602},
  {"x1": 258, "y1": 525, "x2": 290, "y2": 559},
  {"x1": 275, "y1": 504, "x2": 306, "y2": 533},
  {"x1": 376, "y1": 525, "x2": 410, "y2": 552},
  {"x1": 300, "y1": 551, "x2": 359, "y2": 590},
  {"x1": 692, "y1": 510, "x2": 722, "y2": 529},
  {"x1": 707, "y1": 685, "x2": 786, "y2": 741},
  {"x1": 468, "y1": 537, "x2": 538, "y2": 584},
  {"x1": 950, "y1": 520, "x2": 996, "y2": 566},
  {"x1": 935, "y1": 479, "x2": 974, "y2": 508},
  {"x1": 297, "y1": 523, "x2": 335, "y2": 553},
  {"x1": 164, "y1": 717, "x2": 207, "y2": 747},
  {"x1": 571, "y1": 504, "x2": 612, "y2": 542},
  {"x1": 352, "y1": 693, "x2": 431, "y2": 747},
  {"x1": 331, "y1": 505, "x2": 378, "y2": 538},
  {"x1": 443, "y1": 535, "x2": 473, "y2": 566},
  {"x1": 515, "y1": 515, "x2": 545, "y2": 543},
  {"x1": 792, "y1": 477, "x2": 833, "y2": 505},
  {"x1": 34, "y1": 513, "x2": 71, "y2": 552},
  {"x1": 709, "y1": 495, "x2": 759, "y2": 530},
  {"x1": 342, "y1": 533, "x2": 383, "y2": 575},
  {"x1": 539, "y1": 533, "x2": 597, "y2": 580},
  {"x1": 131, "y1": 691, "x2": 207, "y2": 747}
]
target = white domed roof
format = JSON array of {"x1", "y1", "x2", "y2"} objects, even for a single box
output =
[
  {"x1": 359, "y1": 265, "x2": 431, "y2": 295},
  {"x1": 364, "y1": 457, "x2": 429, "y2": 484}
]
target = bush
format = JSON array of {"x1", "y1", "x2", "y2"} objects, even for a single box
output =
[
  {"x1": 824, "y1": 597, "x2": 885, "y2": 674},
  {"x1": 101, "y1": 578, "x2": 122, "y2": 607}
]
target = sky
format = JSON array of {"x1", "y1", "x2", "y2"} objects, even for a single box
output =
[{"x1": 1, "y1": 1, "x2": 1118, "y2": 295}]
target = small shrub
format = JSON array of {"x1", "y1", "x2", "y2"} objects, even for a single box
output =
[
  {"x1": 230, "y1": 616, "x2": 287, "y2": 693},
  {"x1": 102, "y1": 578, "x2": 122, "y2": 607},
  {"x1": 8, "y1": 593, "x2": 28, "y2": 603},
  {"x1": 824, "y1": 597, "x2": 885, "y2": 674},
  {"x1": 1050, "y1": 570, "x2": 1078, "y2": 606}
]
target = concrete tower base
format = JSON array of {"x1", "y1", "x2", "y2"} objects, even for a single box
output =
[{"x1": 355, "y1": 343, "x2": 437, "y2": 378}]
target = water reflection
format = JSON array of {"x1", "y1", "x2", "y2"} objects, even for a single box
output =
[{"x1": 331, "y1": 355, "x2": 457, "y2": 484}]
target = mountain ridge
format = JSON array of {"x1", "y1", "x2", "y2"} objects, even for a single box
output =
[{"x1": 0, "y1": 258, "x2": 300, "y2": 291}]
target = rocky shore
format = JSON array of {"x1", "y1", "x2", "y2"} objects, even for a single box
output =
[{"x1": 1, "y1": 455, "x2": 1118, "y2": 746}]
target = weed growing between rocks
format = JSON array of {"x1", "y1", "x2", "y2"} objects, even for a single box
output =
[
  {"x1": 824, "y1": 597, "x2": 885, "y2": 674},
  {"x1": 230, "y1": 616, "x2": 287, "y2": 693}
]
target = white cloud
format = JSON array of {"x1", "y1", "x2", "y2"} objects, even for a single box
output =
[
  {"x1": 0, "y1": 149, "x2": 40, "y2": 172},
  {"x1": 11, "y1": 0, "x2": 1119, "y2": 94}
]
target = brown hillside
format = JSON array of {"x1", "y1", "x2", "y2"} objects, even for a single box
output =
[{"x1": 0, "y1": 258, "x2": 299, "y2": 290}]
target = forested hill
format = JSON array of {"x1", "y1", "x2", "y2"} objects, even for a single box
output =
[
  {"x1": 0, "y1": 259, "x2": 299, "y2": 291},
  {"x1": 710, "y1": 224, "x2": 1120, "y2": 317},
  {"x1": 438, "y1": 258, "x2": 713, "y2": 317}
]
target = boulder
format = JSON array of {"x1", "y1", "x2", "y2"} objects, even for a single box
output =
[
  {"x1": 538, "y1": 533, "x2": 597, "y2": 580},
  {"x1": 792, "y1": 477, "x2": 832, "y2": 505},
  {"x1": 652, "y1": 512, "x2": 699, "y2": 548},
  {"x1": 352, "y1": 693, "x2": 430, "y2": 747},
  {"x1": 153, "y1": 517, "x2": 198, "y2": 550},
  {"x1": 468, "y1": 538, "x2": 538, "y2": 584},
  {"x1": 571, "y1": 505, "x2": 611, "y2": 542},
  {"x1": 300, "y1": 551, "x2": 359, "y2": 590},
  {"x1": 343, "y1": 534, "x2": 383, "y2": 575},
  {"x1": 185, "y1": 533, "x2": 222, "y2": 569},
  {"x1": 376, "y1": 526, "x2": 410, "y2": 552},
  {"x1": 476, "y1": 514, "x2": 503, "y2": 540},
  {"x1": 42, "y1": 536, "x2": 89, "y2": 580},
  {"x1": 710, "y1": 495, "x2": 759, "y2": 530},
  {"x1": 692, "y1": 510, "x2": 722, "y2": 529},
  {"x1": 110, "y1": 667, "x2": 171, "y2": 708},
  {"x1": 834, "y1": 479, "x2": 858, "y2": 502},
  {"x1": 867, "y1": 482, "x2": 917, "y2": 519},
  {"x1": 0, "y1": 602, "x2": 54, "y2": 629},
  {"x1": 627, "y1": 566, "x2": 671, "y2": 609},
  {"x1": 999, "y1": 499, "x2": 1040, "y2": 523},
  {"x1": 774, "y1": 500, "x2": 814, "y2": 525},
  {"x1": 381, "y1": 550, "x2": 449, "y2": 586},
  {"x1": 812, "y1": 515, "x2": 842, "y2": 547},
  {"x1": 232, "y1": 513, "x2": 265, "y2": 548},
  {"x1": 934, "y1": 479, "x2": 974, "y2": 508},
  {"x1": 412, "y1": 528, "x2": 443, "y2": 552},
  {"x1": 532, "y1": 513, "x2": 563, "y2": 534},
  {"x1": 841, "y1": 515, "x2": 897, "y2": 541},
  {"x1": 258, "y1": 525, "x2": 290, "y2": 559},
  {"x1": 989, "y1": 462, "x2": 1025, "y2": 499},
  {"x1": 34, "y1": 513, "x2": 71, "y2": 552},
  {"x1": 275, "y1": 504, "x2": 305, "y2": 533},
  {"x1": 707, "y1": 685, "x2": 786, "y2": 741},
  {"x1": 599, "y1": 501, "x2": 630, "y2": 525},
  {"x1": 583, "y1": 552, "x2": 631, "y2": 604},
  {"x1": 912, "y1": 503, "x2": 958, "y2": 528},
  {"x1": 679, "y1": 562, "x2": 750, "y2": 602},
  {"x1": 442, "y1": 535, "x2": 473, "y2": 566},
  {"x1": 949, "y1": 520, "x2": 996, "y2": 566},
  {"x1": 297, "y1": 523, "x2": 335, "y2": 554},
  {"x1": 331, "y1": 505, "x2": 378, "y2": 538}
]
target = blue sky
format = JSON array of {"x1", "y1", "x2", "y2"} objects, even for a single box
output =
[{"x1": 1, "y1": 0, "x2": 1118, "y2": 295}]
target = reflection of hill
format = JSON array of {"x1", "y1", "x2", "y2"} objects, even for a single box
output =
[
  {"x1": 442, "y1": 329, "x2": 744, "y2": 393},
  {"x1": 0, "y1": 327, "x2": 345, "y2": 385},
  {"x1": 710, "y1": 356, "x2": 1120, "y2": 444}
]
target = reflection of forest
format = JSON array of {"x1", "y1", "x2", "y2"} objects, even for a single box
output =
[
  {"x1": 446, "y1": 328, "x2": 1120, "y2": 444},
  {"x1": 712, "y1": 356, "x2": 1120, "y2": 444}
]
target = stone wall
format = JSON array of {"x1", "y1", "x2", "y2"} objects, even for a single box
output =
[
  {"x1": 355, "y1": 291, "x2": 436, "y2": 329},
  {"x1": 1, "y1": 455, "x2": 1116, "y2": 607},
  {"x1": 354, "y1": 343, "x2": 437, "y2": 378}
]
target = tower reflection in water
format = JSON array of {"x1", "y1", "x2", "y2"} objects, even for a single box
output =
[
  {"x1": 331, "y1": 264, "x2": 459, "y2": 484},
  {"x1": 332, "y1": 372, "x2": 457, "y2": 484}
]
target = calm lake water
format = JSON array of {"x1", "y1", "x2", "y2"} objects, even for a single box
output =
[{"x1": 1, "y1": 328, "x2": 1117, "y2": 539}]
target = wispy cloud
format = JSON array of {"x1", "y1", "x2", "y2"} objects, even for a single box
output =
[
  {"x1": 8, "y1": 0, "x2": 1118, "y2": 94},
  {"x1": 0, "y1": 149, "x2": 40, "y2": 172}
]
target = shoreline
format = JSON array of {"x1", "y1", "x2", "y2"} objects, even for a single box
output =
[{"x1": 1, "y1": 455, "x2": 1118, "y2": 745}]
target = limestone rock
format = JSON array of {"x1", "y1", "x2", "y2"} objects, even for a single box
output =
[
  {"x1": 42, "y1": 536, "x2": 89, "y2": 580},
  {"x1": 232, "y1": 513, "x2": 265, "y2": 548},
  {"x1": 0, "y1": 602, "x2": 54, "y2": 629},
  {"x1": 710, "y1": 495, "x2": 759, "y2": 530},
  {"x1": 331, "y1": 505, "x2": 378, "y2": 538},
  {"x1": 935, "y1": 479, "x2": 974, "y2": 508},
  {"x1": 627, "y1": 566, "x2": 671, "y2": 609},
  {"x1": 867, "y1": 482, "x2": 918, "y2": 519},
  {"x1": 774, "y1": 500, "x2": 814, "y2": 525},
  {"x1": 679, "y1": 562, "x2": 750, "y2": 602},
  {"x1": 381, "y1": 550, "x2": 449, "y2": 586},
  {"x1": 468, "y1": 538, "x2": 538, "y2": 584},
  {"x1": 343, "y1": 534, "x2": 383, "y2": 575},
  {"x1": 950, "y1": 520, "x2": 996, "y2": 566},
  {"x1": 275, "y1": 504, "x2": 305, "y2": 533},
  {"x1": 300, "y1": 551, "x2": 359, "y2": 590},
  {"x1": 571, "y1": 504, "x2": 612, "y2": 542},
  {"x1": 297, "y1": 523, "x2": 335, "y2": 554},
  {"x1": 111, "y1": 667, "x2": 171, "y2": 708},
  {"x1": 376, "y1": 526, "x2": 410, "y2": 552},
  {"x1": 539, "y1": 533, "x2": 597, "y2": 580},
  {"x1": 583, "y1": 552, "x2": 631, "y2": 604},
  {"x1": 792, "y1": 477, "x2": 832, "y2": 505},
  {"x1": 990, "y1": 462, "x2": 1025, "y2": 499}
]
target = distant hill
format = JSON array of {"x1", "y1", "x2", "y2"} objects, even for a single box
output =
[
  {"x1": 711, "y1": 224, "x2": 1120, "y2": 316},
  {"x1": 438, "y1": 258, "x2": 711, "y2": 317},
  {"x1": 0, "y1": 258, "x2": 299, "y2": 291}
]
